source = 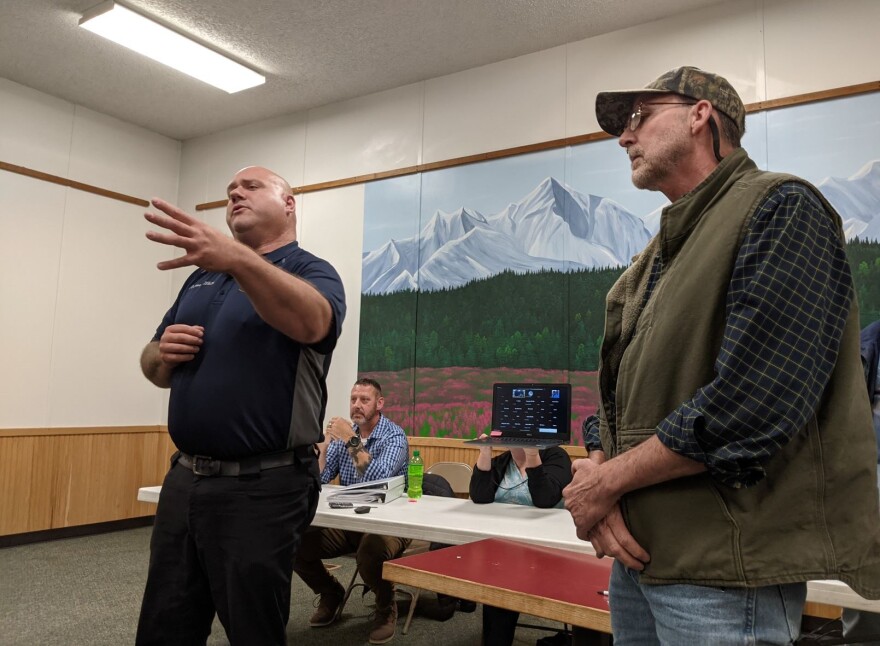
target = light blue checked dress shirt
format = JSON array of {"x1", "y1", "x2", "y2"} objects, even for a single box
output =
[{"x1": 321, "y1": 414, "x2": 409, "y2": 486}]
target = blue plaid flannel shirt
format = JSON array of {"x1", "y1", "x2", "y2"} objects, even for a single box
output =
[
  {"x1": 321, "y1": 414, "x2": 409, "y2": 486},
  {"x1": 585, "y1": 182, "x2": 851, "y2": 488}
]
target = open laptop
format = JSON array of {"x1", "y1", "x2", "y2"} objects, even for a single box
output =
[{"x1": 464, "y1": 382, "x2": 572, "y2": 449}]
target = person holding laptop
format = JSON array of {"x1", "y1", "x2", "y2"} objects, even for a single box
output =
[{"x1": 470, "y1": 441, "x2": 572, "y2": 646}]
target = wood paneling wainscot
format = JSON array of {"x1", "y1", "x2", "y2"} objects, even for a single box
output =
[
  {"x1": 0, "y1": 431, "x2": 585, "y2": 536},
  {"x1": 0, "y1": 426, "x2": 175, "y2": 536}
]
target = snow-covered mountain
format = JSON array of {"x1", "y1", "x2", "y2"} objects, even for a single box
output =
[
  {"x1": 362, "y1": 177, "x2": 651, "y2": 294},
  {"x1": 361, "y1": 162, "x2": 880, "y2": 295},
  {"x1": 819, "y1": 160, "x2": 880, "y2": 241}
]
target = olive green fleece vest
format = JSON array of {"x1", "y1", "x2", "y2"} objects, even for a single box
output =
[{"x1": 598, "y1": 148, "x2": 880, "y2": 597}]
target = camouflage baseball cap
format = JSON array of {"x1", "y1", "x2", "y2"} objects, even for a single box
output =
[{"x1": 595, "y1": 66, "x2": 745, "y2": 137}]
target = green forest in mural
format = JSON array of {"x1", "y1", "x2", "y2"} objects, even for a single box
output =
[
  {"x1": 358, "y1": 240, "x2": 880, "y2": 373},
  {"x1": 847, "y1": 239, "x2": 880, "y2": 325}
]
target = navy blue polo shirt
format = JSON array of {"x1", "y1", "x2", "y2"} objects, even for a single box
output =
[{"x1": 153, "y1": 240, "x2": 346, "y2": 459}]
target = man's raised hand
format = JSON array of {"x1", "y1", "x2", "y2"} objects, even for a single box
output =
[{"x1": 145, "y1": 198, "x2": 242, "y2": 272}]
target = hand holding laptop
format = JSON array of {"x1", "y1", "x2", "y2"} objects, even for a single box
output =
[
  {"x1": 474, "y1": 433, "x2": 540, "y2": 474},
  {"x1": 474, "y1": 434, "x2": 493, "y2": 471},
  {"x1": 463, "y1": 383, "x2": 572, "y2": 449}
]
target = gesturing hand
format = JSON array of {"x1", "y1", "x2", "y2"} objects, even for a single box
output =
[
  {"x1": 158, "y1": 324, "x2": 204, "y2": 365},
  {"x1": 145, "y1": 198, "x2": 244, "y2": 272}
]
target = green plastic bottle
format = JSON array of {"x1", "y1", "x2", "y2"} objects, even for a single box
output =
[{"x1": 407, "y1": 450, "x2": 423, "y2": 499}]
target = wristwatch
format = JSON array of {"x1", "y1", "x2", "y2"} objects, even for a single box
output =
[{"x1": 347, "y1": 435, "x2": 362, "y2": 450}]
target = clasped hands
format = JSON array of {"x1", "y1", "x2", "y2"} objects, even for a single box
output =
[{"x1": 563, "y1": 456, "x2": 650, "y2": 570}]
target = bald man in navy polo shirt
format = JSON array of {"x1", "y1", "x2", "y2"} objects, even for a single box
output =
[{"x1": 136, "y1": 166, "x2": 346, "y2": 646}]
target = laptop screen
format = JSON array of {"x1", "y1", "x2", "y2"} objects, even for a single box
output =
[{"x1": 491, "y1": 383, "x2": 572, "y2": 441}]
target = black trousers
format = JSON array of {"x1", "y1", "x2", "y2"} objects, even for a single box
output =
[
  {"x1": 136, "y1": 456, "x2": 320, "y2": 646},
  {"x1": 483, "y1": 604, "x2": 520, "y2": 646},
  {"x1": 483, "y1": 605, "x2": 611, "y2": 646}
]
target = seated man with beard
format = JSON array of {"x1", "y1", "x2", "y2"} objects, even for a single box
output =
[{"x1": 294, "y1": 377, "x2": 409, "y2": 645}]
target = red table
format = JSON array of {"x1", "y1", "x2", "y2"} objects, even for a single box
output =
[{"x1": 383, "y1": 537, "x2": 612, "y2": 634}]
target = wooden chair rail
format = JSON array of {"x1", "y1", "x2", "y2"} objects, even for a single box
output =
[{"x1": 2, "y1": 82, "x2": 875, "y2": 212}]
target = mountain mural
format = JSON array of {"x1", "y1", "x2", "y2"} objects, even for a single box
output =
[
  {"x1": 361, "y1": 160, "x2": 880, "y2": 295},
  {"x1": 819, "y1": 160, "x2": 880, "y2": 241},
  {"x1": 362, "y1": 177, "x2": 651, "y2": 294}
]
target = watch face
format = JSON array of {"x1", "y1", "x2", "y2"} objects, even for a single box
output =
[{"x1": 348, "y1": 435, "x2": 361, "y2": 447}]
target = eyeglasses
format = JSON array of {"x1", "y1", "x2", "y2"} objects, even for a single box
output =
[{"x1": 627, "y1": 101, "x2": 696, "y2": 132}]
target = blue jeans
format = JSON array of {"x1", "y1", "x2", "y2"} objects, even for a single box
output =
[{"x1": 609, "y1": 560, "x2": 806, "y2": 645}]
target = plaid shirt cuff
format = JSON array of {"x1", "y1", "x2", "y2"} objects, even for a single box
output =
[{"x1": 656, "y1": 406, "x2": 766, "y2": 489}]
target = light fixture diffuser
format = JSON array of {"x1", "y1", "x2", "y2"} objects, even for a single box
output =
[{"x1": 79, "y1": 1, "x2": 265, "y2": 94}]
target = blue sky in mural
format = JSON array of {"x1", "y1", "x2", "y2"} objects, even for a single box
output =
[
  {"x1": 419, "y1": 149, "x2": 565, "y2": 217},
  {"x1": 764, "y1": 92, "x2": 880, "y2": 184},
  {"x1": 362, "y1": 92, "x2": 880, "y2": 254},
  {"x1": 362, "y1": 173, "x2": 421, "y2": 254}
]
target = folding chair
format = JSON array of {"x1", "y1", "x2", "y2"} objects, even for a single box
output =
[{"x1": 425, "y1": 462, "x2": 473, "y2": 497}]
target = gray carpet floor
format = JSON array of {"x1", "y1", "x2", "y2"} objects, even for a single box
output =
[{"x1": 0, "y1": 526, "x2": 566, "y2": 645}]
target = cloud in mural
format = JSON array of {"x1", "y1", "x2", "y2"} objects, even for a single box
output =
[{"x1": 362, "y1": 177, "x2": 652, "y2": 294}]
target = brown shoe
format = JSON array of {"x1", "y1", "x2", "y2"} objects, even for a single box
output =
[
  {"x1": 309, "y1": 579, "x2": 345, "y2": 627},
  {"x1": 368, "y1": 602, "x2": 398, "y2": 644}
]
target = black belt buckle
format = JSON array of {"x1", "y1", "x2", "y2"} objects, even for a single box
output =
[{"x1": 192, "y1": 455, "x2": 220, "y2": 476}]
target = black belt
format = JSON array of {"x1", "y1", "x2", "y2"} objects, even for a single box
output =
[{"x1": 176, "y1": 447, "x2": 311, "y2": 477}]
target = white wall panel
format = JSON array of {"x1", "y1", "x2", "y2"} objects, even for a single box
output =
[
  {"x1": 423, "y1": 46, "x2": 567, "y2": 163},
  {"x1": 0, "y1": 79, "x2": 74, "y2": 177},
  {"x1": 47, "y1": 192, "x2": 172, "y2": 427},
  {"x1": 68, "y1": 105, "x2": 180, "y2": 200},
  {"x1": 177, "y1": 136, "x2": 215, "y2": 211},
  {"x1": 566, "y1": 0, "x2": 763, "y2": 138},
  {"x1": 304, "y1": 83, "x2": 423, "y2": 186},
  {"x1": 67, "y1": 106, "x2": 180, "y2": 428},
  {"x1": 763, "y1": 0, "x2": 880, "y2": 99},
  {"x1": 0, "y1": 174, "x2": 66, "y2": 427},
  {"x1": 195, "y1": 112, "x2": 309, "y2": 200},
  {"x1": 298, "y1": 185, "x2": 365, "y2": 421}
]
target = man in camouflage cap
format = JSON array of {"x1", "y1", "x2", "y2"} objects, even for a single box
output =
[
  {"x1": 565, "y1": 66, "x2": 880, "y2": 644},
  {"x1": 595, "y1": 66, "x2": 745, "y2": 140},
  {"x1": 598, "y1": 66, "x2": 747, "y2": 186}
]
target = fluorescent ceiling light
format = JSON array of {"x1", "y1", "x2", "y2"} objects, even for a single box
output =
[{"x1": 79, "y1": 1, "x2": 265, "y2": 94}]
